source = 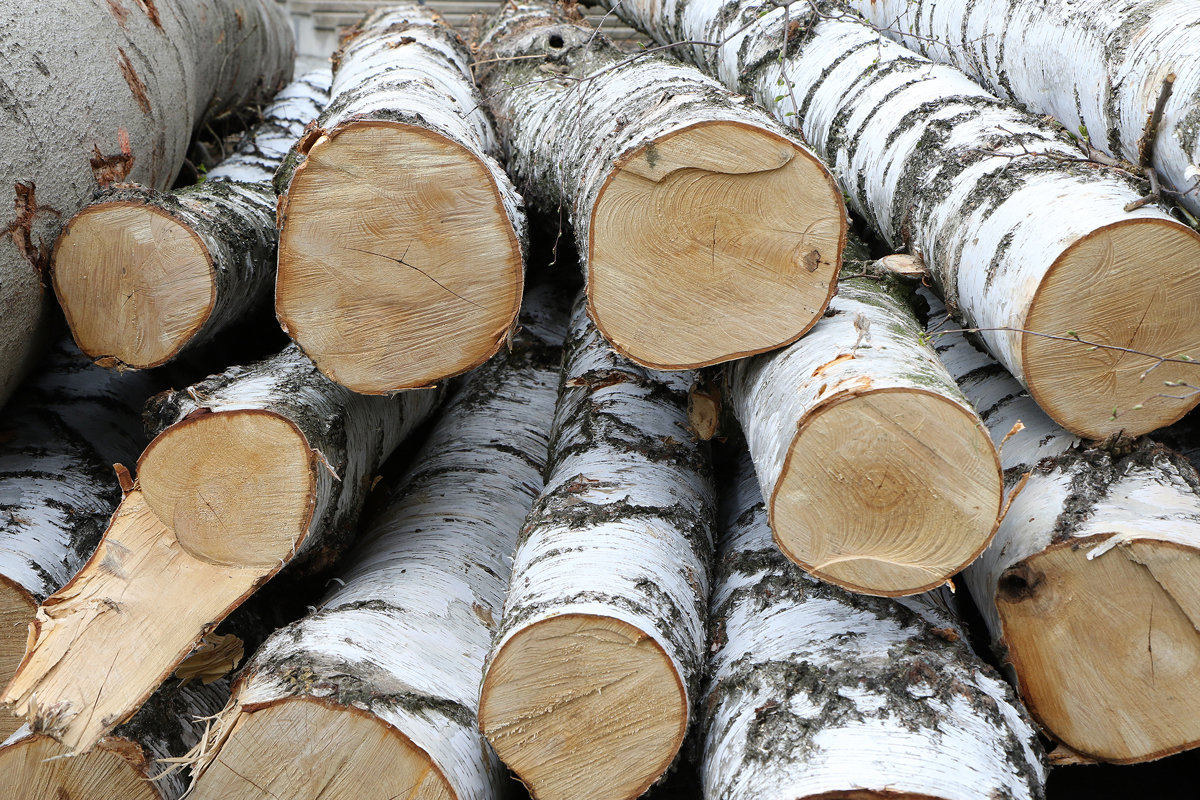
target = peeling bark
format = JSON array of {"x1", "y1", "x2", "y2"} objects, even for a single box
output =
[
  {"x1": 702, "y1": 449, "x2": 1046, "y2": 799},
  {"x1": 478, "y1": 292, "x2": 715, "y2": 800},
  {"x1": 475, "y1": 0, "x2": 845, "y2": 371},
  {"x1": 52, "y1": 70, "x2": 331, "y2": 370},
  {"x1": 596, "y1": 0, "x2": 1200, "y2": 440}
]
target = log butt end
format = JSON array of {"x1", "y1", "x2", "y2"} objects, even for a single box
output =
[
  {"x1": 479, "y1": 613, "x2": 686, "y2": 800},
  {"x1": 0, "y1": 577, "x2": 37, "y2": 741},
  {"x1": 138, "y1": 410, "x2": 316, "y2": 567},
  {"x1": 0, "y1": 732, "x2": 158, "y2": 800},
  {"x1": 52, "y1": 201, "x2": 215, "y2": 370},
  {"x1": 189, "y1": 697, "x2": 454, "y2": 800},
  {"x1": 589, "y1": 121, "x2": 844, "y2": 370},
  {"x1": 773, "y1": 389, "x2": 1001, "y2": 596},
  {"x1": 276, "y1": 121, "x2": 524, "y2": 392},
  {"x1": 1023, "y1": 218, "x2": 1200, "y2": 438},
  {"x1": 999, "y1": 536, "x2": 1200, "y2": 763}
]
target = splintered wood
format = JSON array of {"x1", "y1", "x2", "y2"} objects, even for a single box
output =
[
  {"x1": 475, "y1": 0, "x2": 845, "y2": 370},
  {"x1": 275, "y1": 6, "x2": 525, "y2": 392}
]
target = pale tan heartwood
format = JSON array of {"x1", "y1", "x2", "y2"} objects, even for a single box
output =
[
  {"x1": 0, "y1": 733, "x2": 158, "y2": 800},
  {"x1": 0, "y1": 576, "x2": 36, "y2": 740},
  {"x1": 589, "y1": 121, "x2": 843, "y2": 369},
  {"x1": 479, "y1": 614, "x2": 686, "y2": 800},
  {"x1": 276, "y1": 122, "x2": 523, "y2": 392}
]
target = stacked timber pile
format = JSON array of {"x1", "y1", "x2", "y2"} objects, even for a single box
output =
[{"x1": 3, "y1": 0, "x2": 1200, "y2": 798}]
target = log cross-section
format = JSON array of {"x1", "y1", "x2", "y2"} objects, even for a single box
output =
[{"x1": 475, "y1": 0, "x2": 845, "y2": 370}]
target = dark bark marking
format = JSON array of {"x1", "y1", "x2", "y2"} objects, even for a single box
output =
[
  {"x1": 133, "y1": 0, "x2": 162, "y2": 29},
  {"x1": 117, "y1": 48, "x2": 151, "y2": 115},
  {"x1": 106, "y1": 0, "x2": 129, "y2": 26}
]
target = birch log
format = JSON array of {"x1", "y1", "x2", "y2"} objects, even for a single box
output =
[
  {"x1": 0, "y1": 345, "x2": 443, "y2": 754},
  {"x1": 703, "y1": 450, "x2": 1047, "y2": 799},
  {"x1": 597, "y1": 0, "x2": 1200, "y2": 439},
  {"x1": 929, "y1": 290, "x2": 1200, "y2": 763},
  {"x1": 51, "y1": 70, "x2": 332, "y2": 371},
  {"x1": 475, "y1": 1, "x2": 845, "y2": 370},
  {"x1": 0, "y1": 678, "x2": 230, "y2": 800},
  {"x1": 478, "y1": 294, "x2": 715, "y2": 800},
  {"x1": 848, "y1": 0, "x2": 1200, "y2": 217},
  {"x1": 726, "y1": 251, "x2": 1001, "y2": 596},
  {"x1": 0, "y1": 341, "x2": 158, "y2": 739},
  {"x1": 0, "y1": 0, "x2": 293, "y2": 412},
  {"x1": 185, "y1": 284, "x2": 568, "y2": 800},
  {"x1": 275, "y1": 4, "x2": 526, "y2": 393}
]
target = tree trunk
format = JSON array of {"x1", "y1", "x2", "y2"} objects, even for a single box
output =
[
  {"x1": 726, "y1": 244, "x2": 1001, "y2": 596},
  {"x1": 848, "y1": 0, "x2": 1200, "y2": 218},
  {"x1": 928, "y1": 290, "x2": 1200, "y2": 763},
  {"x1": 52, "y1": 69, "x2": 332, "y2": 370},
  {"x1": 185, "y1": 283, "x2": 569, "y2": 800},
  {"x1": 0, "y1": 0, "x2": 293, "y2": 412},
  {"x1": 475, "y1": 0, "x2": 845, "y2": 371},
  {"x1": 1, "y1": 345, "x2": 443, "y2": 754},
  {"x1": 0, "y1": 677, "x2": 230, "y2": 800},
  {"x1": 596, "y1": 0, "x2": 1200, "y2": 440},
  {"x1": 0, "y1": 340, "x2": 159, "y2": 739},
  {"x1": 478, "y1": 293, "x2": 716, "y2": 800},
  {"x1": 274, "y1": 4, "x2": 526, "y2": 393},
  {"x1": 703, "y1": 449, "x2": 1047, "y2": 799}
]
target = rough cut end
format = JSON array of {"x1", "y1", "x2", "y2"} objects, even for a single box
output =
[
  {"x1": 190, "y1": 698, "x2": 453, "y2": 800},
  {"x1": 773, "y1": 389, "x2": 1001, "y2": 596},
  {"x1": 589, "y1": 121, "x2": 844, "y2": 369},
  {"x1": 0, "y1": 577, "x2": 36, "y2": 741},
  {"x1": 998, "y1": 537, "x2": 1200, "y2": 763},
  {"x1": 0, "y1": 733, "x2": 158, "y2": 800},
  {"x1": 138, "y1": 410, "x2": 315, "y2": 567},
  {"x1": 276, "y1": 121, "x2": 524, "y2": 392},
  {"x1": 52, "y1": 202, "x2": 215, "y2": 369},
  {"x1": 1023, "y1": 219, "x2": 1200, "y2": 439},
  {"x1": 479, "y1": 614, "x2": 686, "y2": 800}
]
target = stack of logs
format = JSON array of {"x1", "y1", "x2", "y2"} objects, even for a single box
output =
[{"x1": 2, "y1": 0, "x2": 1200, "y2": 798}]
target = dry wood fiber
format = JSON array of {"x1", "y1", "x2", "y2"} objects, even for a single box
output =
[{"x1": 475, "y1": 0, "x2": 845, "y2": 370}]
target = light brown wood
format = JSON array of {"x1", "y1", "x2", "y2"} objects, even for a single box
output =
[
  {"x1": 52, "y1": 202, "x2": 214, "y2": 369},
  {"x1": 589, "y1": 122, "x2": 844, "y2": 369},
  {"x1": 478, "y1": 614, "x2": 686, "y2": 800},
  {"x1": 276, "y1": 121, "x2": 523, "y2": 392},
  {"x1": 137, "y1": 410, "x2": 315, "y2": 568},
  {"x1": 998, "y1": 536, "x2": 1200, "y2": 762},
  {"x1": 1023, "y1": 219, "x2": 1200, "y2": 438},
  {"x1": 0, "y1": 733, "x2": 158, "y2": 800},
  {"x1": 0, "y1": 491, "x2": 264, "y2": 753},
  {"x1": 0, "y1": 577, "x2": 36, "y2": 740},
  {"x1": 190, "y1": 698, "x2": 454, "y2": 800},
  {"x1": 773, "y1": 390, "x2": 1001, "y2": 596}
]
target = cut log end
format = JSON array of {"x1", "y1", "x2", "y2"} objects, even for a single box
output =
[
  {"x1": 1023, "y1": 219, "x2": 1200, "y2": 439},
  {"x1": 138, "y1": 410, "x2": 315, "y2": 567},
  {"x1": 479, "y1": 614, "x2": 686, "y2": 800},
  {"x1": 589, "y1": 122, "x2": 844, "y2": 369},
  {"x1": 0, "y1": 578, "x2": 36, "y2": 741},
  {"x1": 190, "y1": 698, "x2": 453, "y2": 800},
  {"x1": 0, "y1": 733, "x2": 158, "y2": 800},
  {"x1": 999, "y1": 536, "x2": 1200, "y2": 763},
  {"x1": 773, "y1": 389, "x2": 1001, "y2": 596},
  {"x1": 276, "y1": 121, "x2": 524, "y2": 392},
  {"x1": 52, "y1": 202, "x2": 214, "y2": 370}
]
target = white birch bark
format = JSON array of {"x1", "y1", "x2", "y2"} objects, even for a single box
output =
[
  {"x1": 274, "y1": 4, "x2": 527, "y2": 393},
  {"x1": 138, "y1": 342, "x2": 445, "y2": 574},
  {"x1": 726, "y1": 269, "x2": 1001, "y2": 596},
  {"x1": 596, "y1": 0, "x2": 1200, "y2": 440},
  {"x1": 187, "y1": 284, "x2": 569, "y2": 800},
  {"x1": 0, "y1": 0, "x2": 293, "y2": 411},
  {"x1": 52, "y1": 70, "x2": 331, "y2": 370},
  {"x1": 848, "y1": 0, "x2": 1200, "y2": 217},
  {"x1": 0, "y1": 677, "x2": 230, "y2": 800},
  {"x1": 475, "y1": 0, "x2": 845, "y2": 371},
  {"x1": 479, "y1": 293, "x2": 715, "y2": 800},
  {"x1": 703, "y1": 450, "x2": 1046, "y2": 800},
  {"x1": 928, "y1": 289, "x2": 1200, "y2": 762}
]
